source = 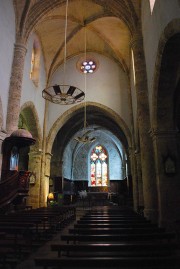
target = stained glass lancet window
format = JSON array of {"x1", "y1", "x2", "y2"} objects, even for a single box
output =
[{"x1": 90, "y1": 145, "x2": 108, "y2": 187}]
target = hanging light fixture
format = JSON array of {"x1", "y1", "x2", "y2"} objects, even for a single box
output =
[
  {"x1": 42, "y1": 0, "x2": 85, "y2": 105},
  {"x1": 74, "y1": 26, "x2": 96, "y2": 144}
]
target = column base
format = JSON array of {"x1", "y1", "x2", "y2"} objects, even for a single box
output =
[{"x1": 143, "y1": 208, "x2": 159, "y2": 223}]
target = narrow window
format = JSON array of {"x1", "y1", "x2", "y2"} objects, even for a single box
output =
[
  {"x1": 90, "y1": 145, "x2": 108, "y2": 187},
  {"x1": 131, "y1": 49, "x2": 136, "y2": 85},
  {"x1": 30, "y1": 37, "x2": 41, "y2": 87},
  {"x1": 149, "y1": 0, "x2": 156, "y2": 13}
]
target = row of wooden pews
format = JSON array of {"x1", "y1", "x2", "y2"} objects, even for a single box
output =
[
  {"x1": 0, "y1": 206, "x2": 76, "y2": 269},
  {"x1": 34, "y1": 206, "x2": 180, "y2": 269}
]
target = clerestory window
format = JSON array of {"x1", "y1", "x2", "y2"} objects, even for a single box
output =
[
  {"x1": 30, "y1": 37, "x2": 41, "y2": 87},
  {"x1": 149, "y1": 0, "x2": 156, "y2": 13}
]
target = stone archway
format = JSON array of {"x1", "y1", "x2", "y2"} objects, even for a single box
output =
[
  {"x1": 152, "y1": 19, "x2": 180, "y2": 129},
  {"x1": 151, "y1": 19, "x2": 180, "y2": 227},
  {"x1": 47, "y1": 102, "x2": 132, "y2": 154},
  {"x1": 0, "y1": 97, "x2": 6, "y2": 174},
  {"x1": 0, "y1": 97, "x2": 3, "y2": 130},
  {"x1": 20, "y1": 102, "x2": 43, "y2": 208},
  {"x1": 44, "y1": 102, "x2": 132, "y2": 207},
  {"x1": 20, "y1": 101, "x2": 42, "y2": 145}
]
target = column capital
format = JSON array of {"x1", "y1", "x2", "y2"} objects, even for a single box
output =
[
  {"x1": 134, "y1": 148, "x2": 140, "y2": 156},
  {"x1": 45, "y1": 152, "x2": 53, "y2": 159},
  {"x1": 0, "y1": 130, "x2": 7, "y2": 141},
  {"x1": 127, "y1": 146, "x2": 134, "y2": 156},
  {"x1": 149, "y1": 128, "x2": 179, "y2": 139},
  {"x1": 130, "y1": 31, "x2": 143, "y2": 49},
  {"x1": 14, "y1": 42, "x2": 27, "y2": 54},
  {"x1": 29, "y1": 150, "x2": 43, "y2": 158}
]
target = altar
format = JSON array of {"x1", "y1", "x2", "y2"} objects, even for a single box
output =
[{"x1": 79, "y1": 191, "x2": 109, "y2": 206}]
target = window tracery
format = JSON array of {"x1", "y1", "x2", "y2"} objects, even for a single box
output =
[{"x1": 90, "y1": 145, "x2": 108, "y2": 187}]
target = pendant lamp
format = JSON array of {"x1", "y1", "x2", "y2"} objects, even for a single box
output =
[{"x1": 42, "y1": 0, "x2": 85, "y2": 105}]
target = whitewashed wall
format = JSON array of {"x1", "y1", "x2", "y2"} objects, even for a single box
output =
[
  {"x1": 47, "y1": 53, "x2": 131, "y2": 134},
  {"x1": 0, "y1": 0, "x2": 15, "y2": 130},
  {"x1": 63, "y1": 131, "x2": 126, "y2": 182},
  {"x1": 142, "y1": 0, "x2": 180, "y2": 120},
  {"x1": 129, "y1": 51, "x2": 137, "y2": 140},
  {"x1": 21, "y1": 33, "x2": 46, "y2": 130}
]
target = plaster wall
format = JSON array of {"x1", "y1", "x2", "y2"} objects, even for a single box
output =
[
  {"x1": 129, "y1": 51, "x2": 137, "y2": 139},
  {"x1": 21, "y1": 33, "x2": 46, "y2": 130},
  {"x1": 47, "y1": 53, "x2": 131, "y2": 133},
  {"x1": 0, "y1": 0, "x2": 15, "y2": 130},
  {"x1": 63, "y1": 133, "x2": 125, "y2": 182},
  {"x1": 141, "y1": 0, "x2": 180, "y2": 121}
]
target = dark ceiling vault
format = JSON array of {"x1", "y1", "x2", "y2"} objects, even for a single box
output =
[{"x1": 52, "y1": 105, "x2": 128, "y2": 158}]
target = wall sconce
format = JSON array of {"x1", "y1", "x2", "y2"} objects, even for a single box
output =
[{"x1": 47, "y1": 192, "x2": 54, "y2": 200}]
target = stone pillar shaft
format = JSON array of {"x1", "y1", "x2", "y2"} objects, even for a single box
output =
[
  {"x1": 6, "y1": 42, "x2": 27, "y2": 134},
  {"x1": 131, "y1": 32, "x2": 158, "y2": 222},
  {"x1": 151, "y1": 129, "x2": 180, "y2": 227},
  {"x1": 28, "y1": 151, "x2": 42, "y2": 208},
  {"x1": 135, "y1": 151, "x2": 144, "y2": 207},
  {"x1": 129, "y1": 148, "x2": 139, "y2": 211},
  {"x1": 0, "y1": 131, "x2": 7, "y2": 178}
]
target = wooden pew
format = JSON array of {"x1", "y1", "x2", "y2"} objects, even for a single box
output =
[
  {"x1": 77, "y1": 219, "x2": 152, "y2": 224},
  {"x1": 34, "y1": 255, "x2": 180, "y2": 269},
  {"x1": 51, "y1": 242, "x2": 177, "y2": 257},
  {"x1": 0, "y1": 247, "x2": 18, "y2": 269},
  {"x1": 0, "y1": 206, "x2": 76, "y2": 239},
  {"x1": 0, "y1": 232, "x2": 30, "y2": 269},
  {"x1": 74, "y1": 223, "x2": 157, "y2": 228},
  {"x1": 81, "y1": 215, "x2": 146, "y2": 219},
  {"x1": 34, "y1": 207, "x2": 179, "y2": 269},
  {"x1": 68, "y1": 227, "x2": 165, "y2": 235},
  {"x1": 0, "y1": 206, "x2": 76, "y2": 268},
  {"x1": 61, "y1": 232, "x2": 176, "y2": 244},
  {"x1": 82, "y1": 214, "x2": 145, "y2": 219}
]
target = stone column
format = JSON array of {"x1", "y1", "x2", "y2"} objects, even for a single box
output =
[
  {"x1": 131, "y1": 32, "x2": 158, "y2": 222},
  {"x1": 151, "y1": 129, "x2": 180, "y2": 228},
  {"x1": 27, "y1": 150, "x2": 43, "y2": 208},
  {"x1": 41, "y1": 152, "x2": 53, "y2": 206},
  {"x1": 59, "y1": 160, "x2": 64, "y2": 192},
  {"x1": 6, "y1": 41, "x2": 27, "y2": 134},
  {"x1": 0, "y1": 131, "x2": 7, "y2": 179},
  {"x1": 129, "y1": 147, "x2": 139, "y2": 211},
  {"x1": 134, "y1": 150, "x2": 144, "y2": 208}
]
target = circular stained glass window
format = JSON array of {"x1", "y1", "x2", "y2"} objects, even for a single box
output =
[{"x1": 80, "y1": 60, "x2": 96, "y2": 74}]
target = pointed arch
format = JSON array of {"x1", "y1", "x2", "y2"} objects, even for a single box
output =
[
  {"x1": 152, "y1": 19, "x2": 180, "y2": 130},
  {"x1": 46, "y1": 102, "x2": 132, "y2": 154},
  {"x1": 20, "y1": 101, "x2": 42, "y2": 149},
  {"x1": 90, "y1": 144, "x2": 108, "y2": 187},
  {"x1": 0, "y1": 97, "x2": 4, "y2": 130}
]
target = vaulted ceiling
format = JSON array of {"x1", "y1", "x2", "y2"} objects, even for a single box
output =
[
  {"x1": 14, "y1": 0, "x2": 141, "y2": 82},
  {"x1": 13, "y1": 0, "x2": 141, "y2": 153}
]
